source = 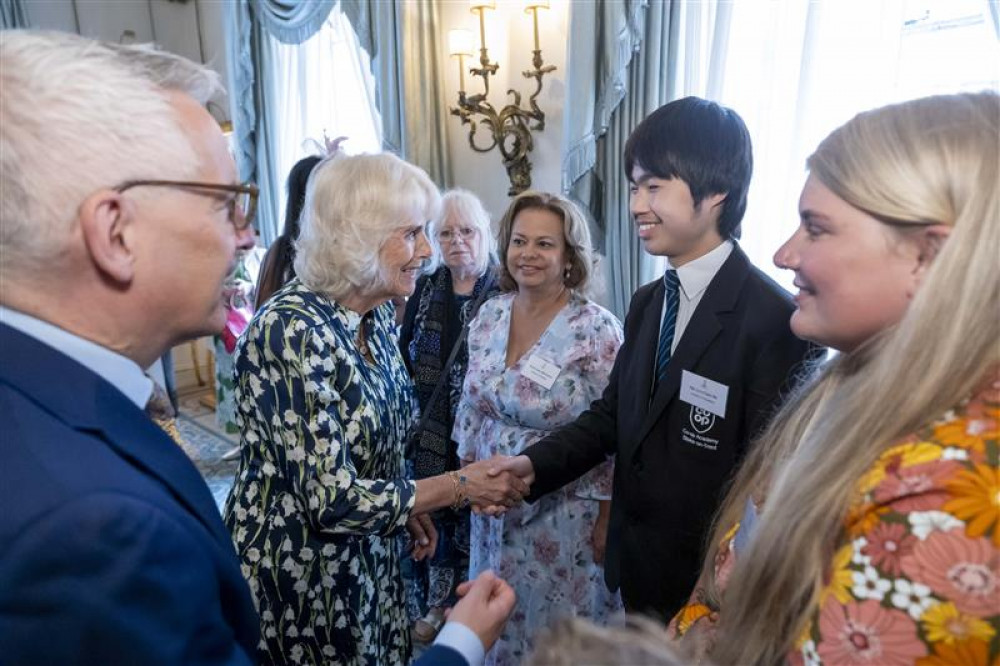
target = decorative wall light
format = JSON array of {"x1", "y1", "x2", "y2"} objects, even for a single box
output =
[{"x1": 449, "y1": 0, "x2": 556, "y2": 195}]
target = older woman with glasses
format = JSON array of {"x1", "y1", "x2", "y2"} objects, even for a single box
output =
[
  {"x1": 398, "y1": 189, "x2": 501, "y2": 642},
  {"x1": 223, "y1": 153, "x2": 527, "y2": 666}
]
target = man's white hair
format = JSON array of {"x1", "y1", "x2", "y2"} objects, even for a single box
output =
[{"x1": 0, "y1": 30, "x2": 222, "y2": 280}]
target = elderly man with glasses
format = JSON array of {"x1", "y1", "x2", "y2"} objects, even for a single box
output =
[
  {"x1": 0, "y1": 31, "x2": 513, "y2": 666},
  {"x1": 0, "y1": 30, "x2": 259, "y2": 666}
]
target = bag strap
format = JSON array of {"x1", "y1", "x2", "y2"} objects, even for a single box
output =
[{"x1": 412, "y1": 276, "x2": 493, "y2": 438}]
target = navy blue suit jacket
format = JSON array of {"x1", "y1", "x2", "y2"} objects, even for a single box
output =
[
  {"x1": 0, "y1": 324, "x2": 260, "y2": 664},
  {"x1": 523, "y1": 245, "x2": 819, "y2": 619},
  {"x1": 0, "y1": 324, "x2": 471, "y2": 666}
]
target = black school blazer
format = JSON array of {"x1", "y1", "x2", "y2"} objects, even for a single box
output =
[{"x1": 523, "y1": 244, "x2": 818, "y2": 618}]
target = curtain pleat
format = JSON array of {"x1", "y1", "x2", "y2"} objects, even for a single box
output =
[
  {"x1": 0, "y1": 0, "x2": 31, "y2": 30},
  {"x1": 226, "y1": 0, "x2": 452, "y2": 243},
  {"x1": 251, "y1": 0, "x2": 335, "y2": 44},
  {"x1": 569, "y1": 0, "x2": 674, "y2": 318}
]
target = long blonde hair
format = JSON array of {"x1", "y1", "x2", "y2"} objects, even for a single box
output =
[
  {"x1": 699, "y1": 91, "x2": 1000, "y2": 666},
  {"x1": 530, "y1": 616, "x2": 692, "y2": 666}
]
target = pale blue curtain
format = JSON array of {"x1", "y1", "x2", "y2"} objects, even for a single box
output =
[
  {"x1": 226, "y1": 0, "x2": 451, "y2": 242},
  {"x1": 563, "y1": 0, "x2": 674, "y2": 318},
  {"x1": 254, "y1": 0, "x2": 335, "y2": 44},
  {"x1": 399, "y1": 1, "x2": 452, "y2": 186},
  {"x1": 224, "y1": 0, "x2": 335, "y2": 244},
  {"x1": 561, "y1": 0, "x2": 646, "y2": 196},
  {"x1": 341, "y1": 0, "x2": 452, "y2": 185},
  {"x1": 0, "y1": 0, "x2": 31, "y2": 29},
  {"x1": 341, "y1": 0, "x2": 405, "y2": 155},
  {"x1": 563, "y1": 0, "x2": 733, "y2": 318}
]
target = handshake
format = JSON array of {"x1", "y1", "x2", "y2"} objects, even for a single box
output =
[
  {"x1": 406, "y1": 455, "x2": 537, "y2": 561},
  {"x1": 459, "y1": 454, "x2": 536, "y2": 516}
]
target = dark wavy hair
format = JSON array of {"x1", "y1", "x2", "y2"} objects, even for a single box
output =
[{"x1": 254, "y1": 155, "x2": 323, "y2": 309}]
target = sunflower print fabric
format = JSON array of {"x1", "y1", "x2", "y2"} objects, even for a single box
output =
[
  {"x1": 672, "y1": 368, "x2": 1000, "y2": 666},
  {"x1": 224, "y1": 279, "x2": 417, "y2": 665}
]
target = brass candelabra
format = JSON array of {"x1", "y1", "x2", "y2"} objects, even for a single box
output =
[{"x1": 449, "y1": 1, "x2": 556, "y2": 196}]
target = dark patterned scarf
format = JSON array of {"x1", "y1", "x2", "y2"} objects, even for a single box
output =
[{"x1": 407, "y1": 265, "x2": 498, "y2": 478}]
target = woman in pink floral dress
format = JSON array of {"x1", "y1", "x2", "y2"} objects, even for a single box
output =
[
  {"x1": 669, "y1": 92, "x2": 999, "y2": 666},
  {"x1": 455, "y1": 192, "x2": 624, "y2": 666}
]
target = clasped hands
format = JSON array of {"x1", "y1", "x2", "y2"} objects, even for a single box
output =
[{"x1": 460, "y1": 454, "x2": 536, "y2": 516}]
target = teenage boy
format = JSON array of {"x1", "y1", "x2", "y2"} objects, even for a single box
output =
[{"x1": 493, "y1": 97, "x2": 817, "y2": 618}]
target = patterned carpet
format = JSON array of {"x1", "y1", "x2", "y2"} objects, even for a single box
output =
[{"x1": 176, "y1": 396, "x2": 239, "y2": 512}]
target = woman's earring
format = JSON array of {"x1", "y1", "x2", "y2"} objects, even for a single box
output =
[{"x1": 564, "y1": 265, "x2": 571, "y2": 280}]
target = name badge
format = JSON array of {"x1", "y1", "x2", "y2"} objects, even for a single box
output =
[
  {"x1": 680, "y1": 370, "x2": 728, "y2": 418},
  {"x1": 523, "y1": 354, "x2": 560, "y2": 389}
]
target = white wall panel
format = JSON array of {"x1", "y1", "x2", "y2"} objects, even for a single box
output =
[
  {"x1": 75, "y1": 0, "x2": 153, "y2": 43},
  {"x1": 24, "y1": 0, "x2": 79, "y2": 33},
  {"x1": 149, "y1": 0, "x2": 201, "y2": 63}
]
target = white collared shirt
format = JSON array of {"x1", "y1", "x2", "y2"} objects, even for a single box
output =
[
  {"x1": 0, "y1": 306, "x2": 153, "y2": 409},
  {"x1": 434, "y1": 622, "x2": 484, "y2": 666},
  {"x1": 660, "y1": 240, "x2": 734, "y2": 353}
]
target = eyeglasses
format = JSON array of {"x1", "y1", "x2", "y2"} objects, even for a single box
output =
[
  {"x1": 437, "y1": 226, "x2": 477, "y2": 243},
  {"x1": 114, "y1": 180, "x2": 259, "y2": 230}
]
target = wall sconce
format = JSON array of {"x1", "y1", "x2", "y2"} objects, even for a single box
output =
[{"x1": 450, "y1": 0, "x2": 556, "y2": 196}]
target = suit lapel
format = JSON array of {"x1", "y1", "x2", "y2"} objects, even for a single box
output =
[
  {"x1": 632, "y1": 283, "x2": 664, "y2": 406},
  {"x1": 635, "y1": 246, "x2": 752, "y2": 445},
  {"x1": 0, "y1": 324, "x2": 233, "y2": 549}
]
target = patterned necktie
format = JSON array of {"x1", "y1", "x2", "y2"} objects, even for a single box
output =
[
  {"x1": 654, "y1": 269, "x2": 680, "y2": 391},
  {"x1": 145, "y1": 379, "x2": 185, "y2": 448}
]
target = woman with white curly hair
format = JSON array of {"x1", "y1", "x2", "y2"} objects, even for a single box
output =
[{"x1": 223, "y1": 153, "x2": 527, "y2": 666}]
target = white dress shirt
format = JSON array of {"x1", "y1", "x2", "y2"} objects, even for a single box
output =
[
  {"x1": 434, "y1": 622, "x2": 485, "y2": 666},
  {"x1": 660, "y1": 240, "x2": 734, "y2": 353},
  {"x1": 0, "y1": 306, "x2": 153, "y2": 408}
]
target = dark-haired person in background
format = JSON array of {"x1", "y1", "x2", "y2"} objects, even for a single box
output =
[
  {"x1": 254, "y1": 155, "x2": 320, "y2": 309},
  {"x1": 492, "y1": 96, "x2": 819, "y2": 620},
  {"x1": 254, "y1": 137, "x2": 346, "y2": 310}
]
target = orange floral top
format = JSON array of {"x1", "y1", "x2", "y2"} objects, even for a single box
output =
[{"x1": 670, "y1": 370, "x2": 1000, "y2": 666}]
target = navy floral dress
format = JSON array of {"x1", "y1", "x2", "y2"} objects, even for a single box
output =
[{"x1": 224, "y1": 279, "x2": 417, "y2": 665}]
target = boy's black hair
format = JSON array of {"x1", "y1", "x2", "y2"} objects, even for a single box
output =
[{"x1": 623, "y1": 96, "x2": 753, "y2": 239}]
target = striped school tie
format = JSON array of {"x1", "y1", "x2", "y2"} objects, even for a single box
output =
[{"x1": 653, "y1": 269, "x2": 680, "y2": 393}]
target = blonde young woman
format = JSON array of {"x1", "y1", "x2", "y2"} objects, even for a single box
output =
[{"x1": 671, "y1": 92, "x2": 999, "y2": 665}]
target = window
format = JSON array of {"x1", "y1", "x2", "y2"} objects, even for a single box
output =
[
  {"x1": 263, "y1": 6, "x2": 382, "y2": 224},
  {"x1": 717, "y1": 0, "x2": 999, "y2": 289}
]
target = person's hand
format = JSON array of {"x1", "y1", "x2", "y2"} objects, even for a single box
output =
[
  {"x1": 446, "y1": 570, "x2": 516, "y2": 652},
  {"x1": 460, "y1": 456, "x2": 530, "y2": 514},
  {"x1": 406, "y1": 514, "x2": 437, "y2": 561},
  {"x1": 488, "y1": 454, "x2": 535, "y2": 485},
  {"x1": 468, "y1": 455, "x2": 536, "y2": 516}
]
